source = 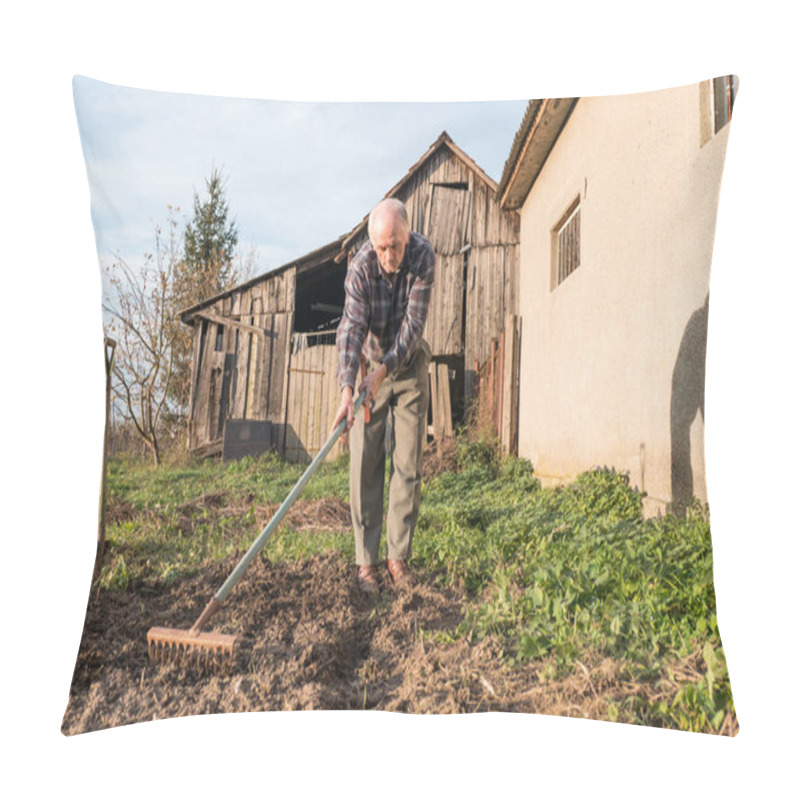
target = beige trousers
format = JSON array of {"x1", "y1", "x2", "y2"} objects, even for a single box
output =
[{"x1": 349, "y1": 341, "x2": 431, "y2": 566}]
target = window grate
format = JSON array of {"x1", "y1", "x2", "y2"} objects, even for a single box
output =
[
  {"x1": 713, "y1": 75, "x2": 737, "y2": 133},
  {"x1": 556, "y1": 203, "x2": 581, "y2": 285}
]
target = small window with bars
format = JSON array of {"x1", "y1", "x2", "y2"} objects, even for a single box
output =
[
  {"x1": 713, "y1": 75, "x2": 737, "y2": 133},
  {"x1": 553, "y1": 199, "x2": 581, "y2": 288}
]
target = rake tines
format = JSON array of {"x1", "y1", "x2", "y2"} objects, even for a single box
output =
[{"x1": 146, "y1": 626, "x2": 236, "y2": 672}]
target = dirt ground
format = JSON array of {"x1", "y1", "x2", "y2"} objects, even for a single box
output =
[{"x1": 63, "y1": 543, "x2": 657, "y2": 735}]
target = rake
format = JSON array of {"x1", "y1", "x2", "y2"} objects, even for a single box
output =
[{"x1": 147, "y1": 390, "x2": 366, "y2": 670}]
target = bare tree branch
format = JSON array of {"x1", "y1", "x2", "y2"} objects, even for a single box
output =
[{"x1": 103, "y1": 210, "x2": 184, "y2": 464}]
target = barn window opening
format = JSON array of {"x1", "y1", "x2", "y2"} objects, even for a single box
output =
[
  {"x1": 553, "y1": 198, "x2": 581, "y2": 288},
  {"x1": 214, "y1": 324, "x2": 225, "y2": 351},
  {"x1": 432, "y1": 181, "x2": 469, "y2": 190},
  {"x1": 294, "y1": 259, "x2": 347, "y2": 336}
]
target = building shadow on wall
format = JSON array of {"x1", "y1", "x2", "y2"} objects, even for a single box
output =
[{"x1": 670, "y1": 293, "x2": 709, "y2": 516}]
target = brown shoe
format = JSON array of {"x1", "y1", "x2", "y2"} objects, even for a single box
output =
[
  {"x1": 357, "y1": 564, "x2": 380, "y2": 595},
  {"x1": 387, "y1": 559, "x2": 413, "y2": 588}
]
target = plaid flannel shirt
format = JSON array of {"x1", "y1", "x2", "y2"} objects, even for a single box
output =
[{"x1": 336, "y1": 231, "x2": 435, "y2": 391}]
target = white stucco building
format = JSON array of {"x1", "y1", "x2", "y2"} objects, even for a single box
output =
[{"x1": 497, "y1": 78, "x2": 736, "y2": 515}]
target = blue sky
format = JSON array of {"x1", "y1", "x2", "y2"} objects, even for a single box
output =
[{"x1": 73, "y1": 76, "x2": 529, "y2": 279}]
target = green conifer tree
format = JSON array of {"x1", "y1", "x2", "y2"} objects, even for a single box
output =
[{"x1": 171, "y1": 167, "x2": 240, "y2": 421}]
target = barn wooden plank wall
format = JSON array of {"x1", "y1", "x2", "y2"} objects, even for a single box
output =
[
  {"x1": 464, "y1": 242, "x2": 519, "y2": 386},
  {"x1": 284, "y1": 340, "x2": 343, "y2": 464},
  {"x1": 426, "y1": 253, "x2": 464, "y2": 356},
  {"x1": 187, "y1": 268, "x2": 295, "y2": 455}
]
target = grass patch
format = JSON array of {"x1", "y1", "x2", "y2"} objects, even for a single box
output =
[{"x1": 102, "y1": 451, "x2": 354, "y2": 588}]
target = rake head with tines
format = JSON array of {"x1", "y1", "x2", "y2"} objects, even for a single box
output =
[{"x1": 147, "y1": 597, "x2": 236, "y2": 671}]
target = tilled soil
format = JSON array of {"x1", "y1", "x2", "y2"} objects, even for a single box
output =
[
  {"x1": 61, "y1": 547, "x2": 630, "y2": 735},
  {"x1": 63, "y1": 546, "x2": 736, "y2": 735}
]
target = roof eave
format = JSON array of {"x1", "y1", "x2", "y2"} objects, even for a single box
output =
[{"x1": 498, "y1": 97, "x2": 578, "y2": 211}]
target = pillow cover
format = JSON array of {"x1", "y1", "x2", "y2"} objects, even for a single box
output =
[{"x1": 63, "y1": 76, "x2": 737, "y2": 736}]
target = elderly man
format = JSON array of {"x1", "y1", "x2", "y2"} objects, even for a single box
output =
[{"x1": 333, "y1": 198, "x2": 435, "y2": 594}]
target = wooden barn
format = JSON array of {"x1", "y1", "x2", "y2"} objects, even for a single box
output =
[{"x1": 180, "y1": 131, "x2": 521, "y2": 463}]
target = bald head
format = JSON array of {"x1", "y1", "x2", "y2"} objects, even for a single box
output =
[
  {"x1": 368, "y1": 198, "x2": 410, "y2": 273},
  {"x1": 368, "y1": 198, "x2": 410, "y2": 239}
]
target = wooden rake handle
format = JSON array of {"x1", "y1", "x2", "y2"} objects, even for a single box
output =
[{"x1": 188, "y1": 389, "x2": 367, "y2": 633}]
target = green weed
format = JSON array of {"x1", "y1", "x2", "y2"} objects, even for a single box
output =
[{"x1": 414, "y1": 461, "x2": 731, "y2": 731}]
